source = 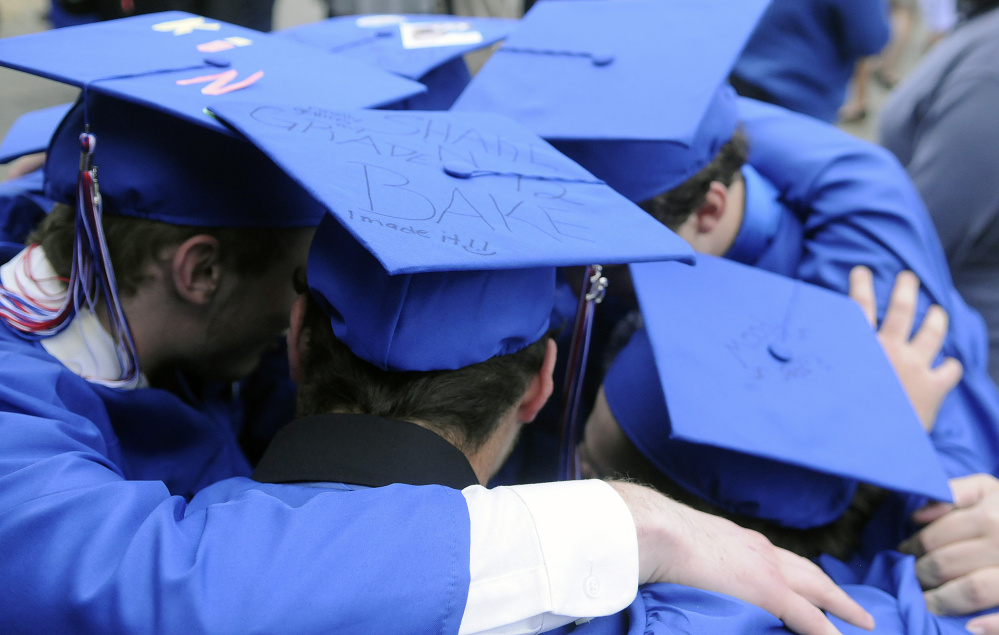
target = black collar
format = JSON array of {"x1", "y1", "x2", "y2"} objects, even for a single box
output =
[{"x1": 251, "y1": 414, "x2": 479, "y2": 490}]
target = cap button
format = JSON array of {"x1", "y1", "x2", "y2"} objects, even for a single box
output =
[
  {"x1": 768, "y1": 343, "x2": 793, "y2": 362},
  {"x1": 590, "y1": 52, "x2": 615, "y2": 67},
  {"x1": 584, "y1": 575, "x2": 602, "y2": 597},
  {"x1": 443, "y1": 160, "x2": 476, "y2": 179},
  {"x1": 203, "y1": 57, "x2": 232, "y2": 68}
]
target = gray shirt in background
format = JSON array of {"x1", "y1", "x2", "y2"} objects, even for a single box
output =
[{"x1": 880, "y1": 7, "x2": 999, "y2": 386}]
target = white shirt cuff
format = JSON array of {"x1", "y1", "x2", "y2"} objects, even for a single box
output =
[{"x1": 458, "y1": 480, "x2": 638, "y2": 635}]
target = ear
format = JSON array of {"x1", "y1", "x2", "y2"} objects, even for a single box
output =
[
  {"x1": 287, "y1": 294, "x2": 310, "y2": 384},
  {"x1": 172, "y1": 235, "x2": 223, "y2": 306},
  {"x1": 690, "y1": 181, "x2": 730, "y2": 236},
  {"x1": 517, "y1": 338, "x2": 558, "y2": 424}
]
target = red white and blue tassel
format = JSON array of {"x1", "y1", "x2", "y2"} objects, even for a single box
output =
[{"x1": 0, "y1": 132, "x2": 140, "y2": 387}]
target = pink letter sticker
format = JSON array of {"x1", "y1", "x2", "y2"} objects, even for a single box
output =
[{"x1": 176, "y1": 69, "x2": 265, "y2": 95}]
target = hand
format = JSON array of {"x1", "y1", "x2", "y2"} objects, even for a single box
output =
[
  {"x1": 848, "y1": 266, "x2": 962, "y2": 431},
  {"x1": 898, "y1": 474, "x2": 999, "y2": 632},
  {"x1": 4, "y1": 152, "x2": 45, "y2": 181},
  {"x1": 610, "y1": 481, "x2": 874, "y2": 635}
]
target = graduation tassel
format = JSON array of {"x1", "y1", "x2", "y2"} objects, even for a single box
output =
[
  {"x1": 557, "y1": 265, "x2": 608, "y2": 481},
  {"x1": 0, "y1": 132, "x2": 140, "y2": 387},
  {"x1": 74, "y1": 131, "x2": 141, "y2": 387}
]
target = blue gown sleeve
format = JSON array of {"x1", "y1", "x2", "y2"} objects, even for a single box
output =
[
  {"x1": 0, "y1": 340, "x2": 471, "y2": 634},
  {"x1": 552, "y1": 552, "x2": 972, "y2": 634},
  {"x1": 821, "y1": 551, "x2": 973, "y2": 635},
  {"x1": 737, "y1": 96, "x2": 999, "y2": 479}
]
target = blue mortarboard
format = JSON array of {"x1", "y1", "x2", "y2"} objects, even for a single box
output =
[
  {"x1": 0, "y1": 11, "x2": 427, "y2": 227},
  {"x1": 0, "y1": 12, "x2": 424, "y2": 132},
  {"x1": 0, "y1": 103, "x2": 73, "y2": 164},
  {"x1": 208, "y1": 103, "x2": 694, "y2": 370},
  {"x1": 452, "y1": 0, "x2": 769, "y2": 203},
  {"x1": 45, "y1": 94, "x2": 326, "y2": 227},
  {"x1": 279, "y1": 14, "x2": 517, "y2": 111},
  {"x1": 602, "y1": 256, "x2": 952, "y2": 529}
]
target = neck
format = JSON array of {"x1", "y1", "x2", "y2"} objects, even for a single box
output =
[
  {"x1": 99, "y1": 294, "x2": 162, "y2": 378},
  {"x1": 466, "y1": 451, "x2": 493, "y2": 486},
  {"x1": 465, "y1": 410, "x2": 522, "y2": 485}
]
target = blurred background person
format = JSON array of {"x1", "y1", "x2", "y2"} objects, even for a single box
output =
[{"x1": 880, "y1": 0, "x2": 999, "y2": 386}]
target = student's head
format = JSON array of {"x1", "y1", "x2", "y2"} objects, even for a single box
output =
[
  {"x1": 287, "y1": 216, "x2": 561, "y2": 483},
  {"x1": 451, "y1": 0, "x2": 768, "y2": 260},
  {"x1": 35, "y1": 94, "x2": 325, "y2": 381},
  {"x1": 0, "y1": 13, "x2": 439, "y2": 384},
  {"x1": 578, "y1": 325, "x2": 882, "y2": 560},
  {"x1": 30, "y1": 204, "x2": 313, "y2": 382},
  {"x1": 579, "y1": 384, "x2": 885, "y2": 560},
  {"x1": 544, "y1": 83, "x2": 751, "y2": 258},
  {"x1": 638, "y1": 129, "x2": 749, "y2": 256},
  {"x1": 579, "y1": 257, "x2": 954, "y2": 560},
  {"x1": 290, "y1": 283, "x2": 556, "y2": 483}
]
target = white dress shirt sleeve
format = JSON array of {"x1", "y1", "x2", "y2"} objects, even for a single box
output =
[{"x1": 458, "y1": 479, "x2": 639, "y2": 635}]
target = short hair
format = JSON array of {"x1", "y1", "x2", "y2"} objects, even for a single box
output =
[
  {"x1": 639, "y1": 129, "x2": 749, "y2": 231},
  {"x1": 30, "y1": 203, "x2": 305, "y2": 297},
  {"x1": 596, "y1": 424, "x2": 887, "y2": 561},
  {"x1": 295, "y1": 284, "x2": 550, "y2": 454}
]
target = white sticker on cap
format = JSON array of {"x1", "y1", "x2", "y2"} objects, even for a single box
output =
[{"x1": 400, "y1": 22, "x2": 483, "y2": 49}]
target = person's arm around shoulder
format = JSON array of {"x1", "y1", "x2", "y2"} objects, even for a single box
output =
[
  {"x1": 461, "y1": 479, "x2": 874, "y2": 634},
  {"x1": 612, "y1": 481, "x2": 873, "y2": 635}
]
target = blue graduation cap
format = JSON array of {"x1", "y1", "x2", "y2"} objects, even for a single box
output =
[
  {"x1": 602, "y1": 256, "x2": 952, "y2": 529},
  {"x1": 0, "y1": 11, "x2": 425, "y2": 135},
  {"x1": 452, "y1": 0, "x2": 770, "y2": 203},
  {"x1": 208, "y1": 102, "x2": 694, "y2": 370},
  {"x1": 0, "y1": 11, "x2": 427, "y2": 227},
  {"x1": 279, "y1": 14, "x2": 517, "y2": 111},
  {"x1": 0, "y1": 103, "x2": 73, "y2": 164}
]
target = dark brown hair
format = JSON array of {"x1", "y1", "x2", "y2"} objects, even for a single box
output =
[
  {"x1": 639, "y1": 129, "x2": 750, "y2": 231},
  {"x1": 295, "y1": 289, "x2": 550, "y2": 454},
  {"x1": 30, "y1": 203, "x2": 304, "y2": 296}
]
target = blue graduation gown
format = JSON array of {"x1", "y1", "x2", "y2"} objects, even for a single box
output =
[
  {"x1": 0, "y1": 326, "x2": 471, "y2": 633},
  {"x1": 551, "y1": 551, "x2": 970, "y2": 635},
  {"x1": 730, "y1": 0, "x2": 889, "y2": 122},
  {"x1": 730, "y1": 97, "x2": 999, "y2": 481}
]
